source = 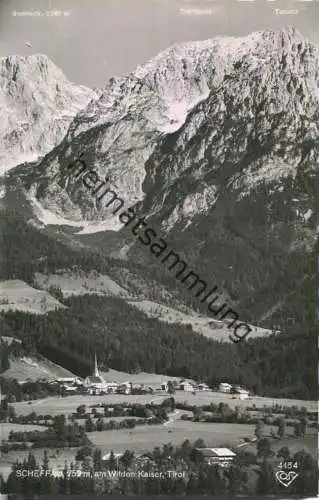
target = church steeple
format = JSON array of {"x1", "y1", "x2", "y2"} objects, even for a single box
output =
[{"x1": 94, "y1": 352, "x2": 100, "y2": 377}]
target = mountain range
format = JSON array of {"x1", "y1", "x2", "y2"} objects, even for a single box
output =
[{"x1": 0, "y1": 26, "x2": 317, "y2": 397}]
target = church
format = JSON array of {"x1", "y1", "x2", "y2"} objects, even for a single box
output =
[{"x1": 83, "y1": 353, "x2": 108, "y2": 394}]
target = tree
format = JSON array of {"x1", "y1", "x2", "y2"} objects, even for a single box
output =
[
  {"x1": 75, "y1": 445, "x2": 93, "y2": 462},
  {"x1": 93, "y1": 448, "x2": 103, "y2": 470},
  {"x1": 167, "y1": 380, "x2": 175, "y2": 394},
  {"x1": 294, "y1": 421, "x2": 302, "y2": 437},
  {"x1": 293, "y1": 451, "x2": 318, "y2": 496},
  {"x1": 256, "y1": 460, "x2": 275, "y2": 495},
  {"x1": 277, "y1": 446, "x2": 290, "y2": 460},
  {"x1": 299, "y1": 416, "x2": 307, "y2": 437},
  {"x1": 277, "y1": 417, "x2": 285, "y2": 438},
  {"x1": 120, "y1": 450, "x2": 134, "y2": 469},
  {"x1": 192, "y1": 407, "x2": 202, "y2": 422},
  {"x1": 52, "y1": 414, "x2": 66, "y2": 436},
  {"x1": 169, "y1": 396, "x2": 175, "y2": 411},
  {"x1": 96, "y1": 416, "x2": 104, "y2": 432},
  {"x1": 257, "y1": 438, "x2": 273, "y2": 459},
  {"x1": 5, "y1": 463, "x2": 23, "y2": 495},
  {"x1": 48, "y1": 285, "x2": 64, "y2": 303},
  {"x1": 76, "y1": 404, "x2": 87, "y2": 416},
  {"x1": 108, "y1": 450, "x2": 117, "y2": 470},
  {"x1": 227, "y1": 464, "x2": 248, "y2": 494},
  {"x1": 85, "y1": 416, "x2": 95, "y2": 433},
  {"x1": 254, "y1": 420, "x2": 265, "y2": 440},
  {"x1": 40, "y1": 451, "x2": 58, "y2": 494}
]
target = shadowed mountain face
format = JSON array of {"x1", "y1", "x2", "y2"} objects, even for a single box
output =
[{"x1": 2, "y1": 27, "x2": 319, "y2": 326}]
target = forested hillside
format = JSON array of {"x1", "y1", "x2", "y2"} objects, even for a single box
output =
[{"x1": 0, "y1": 291, "x2": 316, "y2": 399}]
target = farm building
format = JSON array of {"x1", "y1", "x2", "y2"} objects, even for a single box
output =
[
  {"x1": 102, "y1": 452, "x2": 123, "y2": 461},
  {"x1": 219, "y1": 382, "x2": 232, "y2": 393},
  {"x1": 198, "y1": 383, "x2": 210, "y2": 391},
  {"x1": 196, "y1": 447, "x2": 236, "y2": 466},
  {"x1": 56, "y1": 377, "x2": 81, "y2": 385},
  {"x1": 179, "y1": 382, "x2": 194, "y2": 391},
  {"x1": 236, "y1": 389, "x2": 249, "y2": 400},
  {"x1": 117, "y1": 382, "x2": 131, "y2": 394},
  {"x1": 231, "y1": 386, "x2": 250, "y2": 399},
  {"x1": 136, "y1": 453, "x2": 156, "y2": 467}
]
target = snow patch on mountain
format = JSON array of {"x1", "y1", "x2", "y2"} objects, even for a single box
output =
[
  {"x1": 76, "y1": 219, "x2": 123, "y2": 234},
  {"x1": 25, "y1": 186, "x2": 123, "y2": 232},
  {"x1": 24, "y1": 187, "x2": 84, "y2": 228},
  {"x1": 235, "y1": 161, "x2": 298, "y2": 199}
]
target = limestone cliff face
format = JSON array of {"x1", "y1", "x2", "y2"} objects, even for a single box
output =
[{"x1": 0, "y1": 54, "x2": 97, "y2": 174}]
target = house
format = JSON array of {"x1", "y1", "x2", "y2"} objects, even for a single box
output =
[
  {"x1": 117, "y1": 382, "x2": 131, "y2": 394},
  {"x1": 136, "y1": 453, "x2": 156, "y2": 467},
  {"x1": 219, "y1": 382, "x2": 232, "y2": 393},
  {"x1": 102, "y1": 452, "x2": 123, "y2": 461},
  {"x1": 105, "y1": 381, "x2": 118, "y2": 393},
  {"x1": 196, "y1": 447, "x2": 236, "y2": 466},
  {"x1": 237, "y1": 389, "x2": 249, "y2": 400},
  {"x1": 63, "y1": 385, "x2": 77, "y2": 392},
  {"x1": 56, "y1": 377, "x2": 77, "y2": 385},
  {"x1": 231, "y1": 386, "x2": 250, "y2": 399},
  {"x1": 198, "y1": 383, "x2": 210, "y2": 391},
  {"x1": 179, "y1": 382, "x2": 194, "y2": 392}
]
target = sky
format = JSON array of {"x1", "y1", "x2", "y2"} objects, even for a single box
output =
[{"x1": 0, "y1": 0, "x2": 318, "y2": 87}]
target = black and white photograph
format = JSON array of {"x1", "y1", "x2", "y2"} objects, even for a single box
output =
[{"x1": 0, "y1": 0, "x2": 318, "y2": 498}]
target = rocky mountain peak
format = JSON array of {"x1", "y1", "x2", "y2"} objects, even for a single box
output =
[{"x1": 0, "y1": 54, "x2": 98, "y2": 174}]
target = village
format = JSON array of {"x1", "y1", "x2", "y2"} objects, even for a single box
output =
[
  {"x1": 0, "y1": 351, "x2": 317, "y2": 496},
  {"x1": 54, "y1": 354, "x2": 250, "y2": 400}
]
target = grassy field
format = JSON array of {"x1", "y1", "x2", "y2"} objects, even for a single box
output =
[
  {"x1": 88, "y1": 421, "x2": 317, "y2": 458},
  {"x1": 1, "y1": 419, "x2": 316, "y2": 483},
  {"x1": 12, "y1": 394, "x2": 165, "y2": 416},
  {"x1": 88, "y1": 421, "x2": 257, "y2": 455},
  {"x1": 12, "y1": 390, "x2": 317, "y2": 418},
  {"x1": 0, "y1": 279, "x2": 65, "y2": 315},
  {"x1": 172, "y1": 391, "x2": 317, "y2": 411},
  {"x1": 3, "y1": 356, "x2": 75, "y2": 382}
]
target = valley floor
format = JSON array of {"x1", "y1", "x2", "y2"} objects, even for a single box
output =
[
  {"x1": 0, "y1": 389, "x2": 316, "y2": 482},
  {"x1": 11, "y1": 390, "x2": 318, "y2": 417}
]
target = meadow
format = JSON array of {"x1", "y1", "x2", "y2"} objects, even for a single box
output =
[{"x1": 12, "y1": 390, "x2": 317, "y2": 417}]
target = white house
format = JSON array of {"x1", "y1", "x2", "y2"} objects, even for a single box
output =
[
  {"x1": 105, "y1": 381, "x2": 118, "y2": 393},
  {"x1": 196, "y1": 447, "x2": 236, "y2": 466},
  {"x1": 219, "y1": 382, "x2": 232, "y2": 393},
  {"x1": 236, "y1": 389, "x2": 250, "y2": 400},
  {"x1": 231, "y1": 385, "x2": 250, "y2": 399},
  {"x1": 56, "y1": 377, "x2": 78, "y2": 385},
  {"x1": 102, "y1": 452, "x2": 123, "y2": 461},
  {"x1": 117, "y1": 382, "x2": 131, "y2": 394},
  {"x1": 179, "y1": 382, "x2": 194, "y2": 392},
  {"x1": 198, "y1": 383, "x2": 210, "y2": 391},
  {"x1": 64, "y1": 385, "x2": 77, "y2": 392}
]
